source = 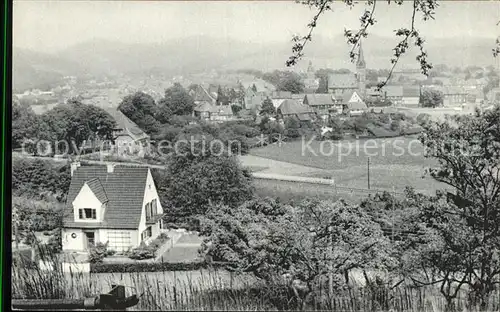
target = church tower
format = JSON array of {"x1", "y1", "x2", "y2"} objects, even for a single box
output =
[
  {"x1": 307, "y1": 60, "x2": 315, "y2": 79},
  {"x1": 356, "y1": 40, "x2": 367, "y2": 98}
]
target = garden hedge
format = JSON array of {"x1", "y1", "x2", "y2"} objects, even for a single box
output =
[{"x1": 90, "y1": 261, "x2": 224, "y2": 273}]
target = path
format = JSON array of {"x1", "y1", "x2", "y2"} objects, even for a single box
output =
[{"x1": 159, "y1": 233, "x2": 204, "y2": 263}]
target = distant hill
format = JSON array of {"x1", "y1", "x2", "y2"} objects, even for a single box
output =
[
  {"x1": 12, "y1": 48, "x2": 85, "y2": 92},
  {"x1": 13, "y1": 34, "x2": 498, "y2": 91}
]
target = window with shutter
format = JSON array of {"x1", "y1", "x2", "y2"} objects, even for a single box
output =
[
  {"x1": 79, "y1": 209, "x2": 83, "y2": 219},
  {"x1": 152, "y1": 199, "x2": 157, "y2": 216},
  {"x1": 145, "y1": 203, "x2": 151, "y2": 221}
]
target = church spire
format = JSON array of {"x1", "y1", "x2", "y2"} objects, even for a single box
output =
[{"x1": 356, "y1": 40, "x2": 366, "y2": 69}]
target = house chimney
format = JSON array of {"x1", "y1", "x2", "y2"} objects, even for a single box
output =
[
  {"x1": 107, "y1": 164, "x2": 115, "y2": 173},
  {"x1": 70, "y1": 161, "x2": 81, "y2": 177}
]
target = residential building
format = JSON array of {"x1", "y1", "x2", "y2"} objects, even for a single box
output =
[
  {"x1": 244, "y1": 92, "x2": 265, "y2": 111},
  {"x1": 303, "y1": 93, "x2": 342, "y2": 120},
  {"x1": 62, "y1": 164, "x2": 165, "y2": 252},
  {"x1": 193, "y1": 102, "x2": 234, "y2": 123},
  {"x1": 277, "y1": 99, "x2": 317, "y2": 125},
  {"x1": 442, "y1": 86, "x2": 468, "y2": 106},
  {"x1": 382, "y1": 85, "x2": 404, "y2": 106},
  {"x1": 401, "y1": 86, "x2": 421, "y2": 107},
  {"x1": 103, "y1": 108, "x2": 150, "y2": 155},
  {"x1": 291, "y1": 93, "x2": 306, "y2": 105},
  {"x1": 342, "y1": 90, "x2": 368, "y2": 116},
  {"x1": 189, "y1": 84, "x2": 217, "y2": 105}
]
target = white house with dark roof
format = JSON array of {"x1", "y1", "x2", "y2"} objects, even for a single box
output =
[
  {"x1": 103, "y1": 108, "x2": 150, "y2": 155},
  {"x1": 62, "y1": 163, "x2": 164, "y2": 252},
  {"x1": 342, "y1": 90, "x2": 368, "y2": 116}
]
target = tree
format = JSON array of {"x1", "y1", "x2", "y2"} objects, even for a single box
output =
[
  {"x1": 278, "y1": 73, "x2": 305, "y2": 94},
  {"x1": 200, "y1": 198, "x2": 393, "y2": 310},
  {"x1": 420, "y1": 90, "x2": 444, "y2": 108},
  {"x1": 483, "y1": 76, "x2": 500, "y2": 98},
  {"x1": 251, "y1": 84, "x2": 258, "y2": 93},
  {"x1": 216, "y1": 85, "x2": 230, "y2": 106},
  {"x1": 159, "y1": 133, "x2": 254, "y2": 228},
  {"x1": 118, "y1": 91, "x2": 161, "y2": 134},
  {"x1": 231, "y1": 104, "x2": 242, "y2": 116},
  {"x1": 260, "y1": 98, "x2": 276, "y2": 116},
  {"x1": 414, "y1": 107, "x2": 500, "y2": 309},
  {"x1": 284, "y1": 116, "x2": 301, "y2": 138},
  {"x1": 158, "y1": 83, "x2": 195, "y2": 118},
  {"x1": 315, "y1": 68, "x2": 334, "y2": 93},
  {"x1": 12, "y1": 101, "x2": 43, "y2": 149},
  {"x1": 41, "y1": 100, "x2": 116, "y2": 154}
]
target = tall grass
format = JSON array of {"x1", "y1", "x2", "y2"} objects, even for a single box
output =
[{"x1": 11, "y1": 246, "x2": 500, "y2": 311}]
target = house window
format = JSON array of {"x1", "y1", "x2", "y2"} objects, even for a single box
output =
[
  {"x1": 145, "y1": 202, "x2": 152, "y2": 221},
  {"x1": 141, "y1": 226, "x2": 152, "y2": 241},
  {"x1": 79, "y1": 208, "x2": 97, "y2": 220},
  {"x1": 152, "y1": 199, "x2": 157, "y2": 216}
]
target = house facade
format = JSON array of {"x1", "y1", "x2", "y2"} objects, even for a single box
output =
[
  {"x1": 277, "y1": 99, "x2": 317, "y2": 125},
  {"x1": 342, "y1": 91, "x2": 368, "y2": 116},
  {"x1": 303, "y1": 94, "x2": 343, "y2": 120},
  {"x1": 193, "y1": 102, "x2": 234, "y2": 123},
  {"x1": 62, "y1": 164, "x2": 164, "y2": 252},
  {"x1": 103, "y1": 108, "x2": 150, "y2": 156},
  {"x1": 401, "y1": 86, "x2": 421, "y2": 107}
]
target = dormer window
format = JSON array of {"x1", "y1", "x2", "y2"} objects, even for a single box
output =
[{"x1": 79, "y1": 208, "x2": 97, "y2": 220}]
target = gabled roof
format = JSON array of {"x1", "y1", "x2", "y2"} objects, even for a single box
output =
[
  {"x1": 347, "y1": 101, "x2": 368, "y2": 111},
  {"x1": 194, "y1": 101, "x2": 214, "y2": 112},
  {"x1": 304, "y1": 94, "x2": 334, "y2": 106},
  {"x1": 210, "y1": 105, "x2": 233, "y2": 116},
  {"x1": 382, "y1": 85, "x2": 404, "y2": 97},
  {"x1": 63, "y1": 166, "x2": 149, "y2": 229},
  {"x1": 85, "y1": 178, "x2": 108, "y2": 204},
  {"x1": 271, "y1": 99, "x2": 286, "y2": 109},
  {"x1": 191, "y1": 85, "x2": 216, "y2": 104},
  {"x1": 104, "y1": 108, "x2": 149, "y2": 141},
  {"x1": 328, "y1": 73, "x2": 358, "y2": 89},
  {"x1": 402, "y1": 86, "x2": 421, "y2": 97},
  {"x1": 278, "y1": 99, "x2": 315, "y2": 116}
]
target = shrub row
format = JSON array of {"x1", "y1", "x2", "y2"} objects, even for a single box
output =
[{"x1": 90, "y1": 261, "x2": 223, "y2": 273}]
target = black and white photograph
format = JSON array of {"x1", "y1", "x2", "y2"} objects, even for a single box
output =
[{"x1": 9, "y1": 0, "x2": 500, "y2": 311}]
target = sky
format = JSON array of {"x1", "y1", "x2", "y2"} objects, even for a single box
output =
[{"x1": 13, "y1": 0, "x2": 500, "y2": 53}]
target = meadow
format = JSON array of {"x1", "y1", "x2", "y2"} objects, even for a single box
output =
[{"x1": 249, "y1": 136, "x2": 451, "y2": 194}]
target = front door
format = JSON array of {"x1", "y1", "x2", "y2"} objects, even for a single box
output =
[{"x1": 84, "y1": 231, "x2": 95, "y2": 249}]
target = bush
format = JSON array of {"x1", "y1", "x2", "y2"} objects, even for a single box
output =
[
  {"x1": 90, "y1": 261, "x2": 219, "y2": 273},
  {"x1": 127, "y1": 243, "x2": 155, "y2": 260},
  {"x1": 127, "y1": 233, "x2": 170, "y2": 260},
  {"x1": 89, "y1": 242, "x2": 111, "y2": 263}
]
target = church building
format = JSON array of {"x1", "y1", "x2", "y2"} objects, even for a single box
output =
[{"x1": 327, "y1": 41, "x2": 367, "y2": 99}]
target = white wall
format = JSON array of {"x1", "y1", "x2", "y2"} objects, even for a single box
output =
[
  {"x1": 62, "y1": 228, "x2": 84, "y2": 251},
  {"x1": 72, "y1": 183, "x2": 105, "y2": 223},
  {"x1": 138, "y1": 169, "x2": 164, "y2": 240}
]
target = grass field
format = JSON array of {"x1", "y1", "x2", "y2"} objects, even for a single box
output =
[{"x1": 249, "y1": 137, "x2": 450, "y2": 194}]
